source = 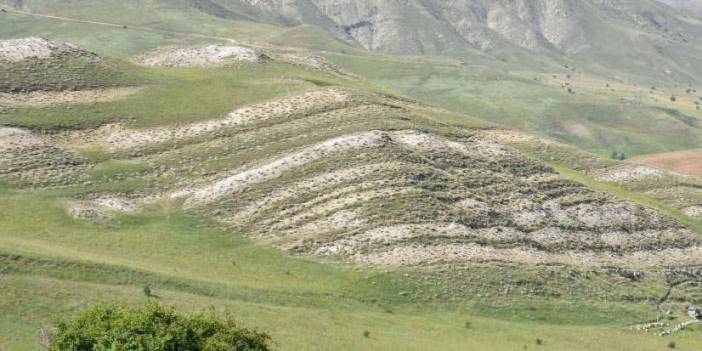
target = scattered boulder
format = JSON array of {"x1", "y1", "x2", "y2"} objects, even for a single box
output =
[{"x1": 67, "y1": 203, "x2": 109, "y2": 221}]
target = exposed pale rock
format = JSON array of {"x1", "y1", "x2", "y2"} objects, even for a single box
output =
[{"x1": 137, "y1": 45, "x2": 259, "y2": 67}]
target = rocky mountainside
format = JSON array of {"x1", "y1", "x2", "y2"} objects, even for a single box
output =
[
  {"x1": 656, "y1": 0, "x2": 702, "y2": 16},
  {"x1": 235, "y1": 0, "x2": 702, "y2": 83}
]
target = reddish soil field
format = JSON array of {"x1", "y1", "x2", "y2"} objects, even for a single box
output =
[{"x1": 633, "y1": 149, "x2": 702, "y2": 177}]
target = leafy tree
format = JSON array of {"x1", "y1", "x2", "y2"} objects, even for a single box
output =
[{"x1": 48, "y1": 303, "x2": 273, "y2": 351}]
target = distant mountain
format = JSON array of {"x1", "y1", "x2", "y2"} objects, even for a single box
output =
[{"x1": 236, "y1": 0, "x2": 702, "y2": 83}]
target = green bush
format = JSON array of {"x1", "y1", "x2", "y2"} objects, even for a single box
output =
[{"x1": 48, "y1": 303, "x2": 273, "y2": 351}]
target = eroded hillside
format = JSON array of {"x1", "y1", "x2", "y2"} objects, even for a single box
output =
[
  {"x1": 241, "y1": 0, "x2": 702, "y2": 83},
  {"x1": 2, "y1": 40, "x2": 701, "y2": 277},
  {"x1": 2, "y1": 37, "x2": 702, "y2": 348}
]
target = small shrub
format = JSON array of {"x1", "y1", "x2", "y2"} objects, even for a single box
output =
[
  {"x1": 668, "y1": 341, "x2": 676, "y2": 349},
  {"x1": 535, "y1": 338, "x2": 543, "y2": 346},
  {"x1": 48, "y1": 303, "x2": 273, "y2": 351},
  {"x1": 464, "y1": 321, "x2": 472, "y2": 329},
  {"x1": 142, "y1": 286, "x2": 152, "y2": 297},
  {"x1": 670, "y1": 95, "x2": 677, "y2": 102},
  {"x1": 363, "y1": 330, "x2": 371, "y2": 338}
]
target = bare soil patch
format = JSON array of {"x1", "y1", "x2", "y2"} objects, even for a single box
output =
[
  {"x1": 136, "y1": 45, "x2": 259, "y2": 67},
  {"x1": 633, "y1": 149, "x2": 702, "y2": 177}
]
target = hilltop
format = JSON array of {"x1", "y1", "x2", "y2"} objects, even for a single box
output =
[{"x1": 0, "y1": 37, "x2": 141, "y2": 93}]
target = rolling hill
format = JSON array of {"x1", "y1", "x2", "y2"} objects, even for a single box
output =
[{"x1": 1, "y1": 1, "x2": 702, "y2": 350}]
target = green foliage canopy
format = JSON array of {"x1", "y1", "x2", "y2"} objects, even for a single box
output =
[{"x1": 48, "y1": 303, "x2": 273, "y2": 351}]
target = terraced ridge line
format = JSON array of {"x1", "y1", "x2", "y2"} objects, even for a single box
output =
[{"x1": 550, "y1": 162, "x2": 702, "y2": 236}]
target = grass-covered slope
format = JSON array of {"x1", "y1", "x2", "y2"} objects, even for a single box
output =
[
  {"x1": 0, "y1": 4, "x2": 702, "y2": 350},
  {"x1": 326, "y1": 52, "x2": 702, "y2": 157},
  {"x1": 2, "y1": 181, "x2": 701, "y2": 351},
  {"x1": 1, "y1": 40, "x2": 702, "y2": 350},
  {"x1": 0, "y1": 58, "x2": 356, "y2": 128},
  {"x1": 0, "y1": 38, "x2": 142, "y2": 93}
]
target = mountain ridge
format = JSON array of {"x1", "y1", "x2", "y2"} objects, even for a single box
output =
[{"x1": 228, "y1": 0, "x2": 702, "y2": 84}]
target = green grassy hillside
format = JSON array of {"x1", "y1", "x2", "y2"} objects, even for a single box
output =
[
  {"x1": 1, "y1": 56, "x2": 701, "y2": 350},
  {"x1": 326, "y1": 52, "x2": 702, "y2": 157},
  {"x1": 2, "y1": 182, "x2": 701, "y2": 351},
  {"x1": 1, "y1": 2, "x2": 702, "y2": 350},
  {"x1": 0, "y1": 62, "x2": 349, "y2": 129}
]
